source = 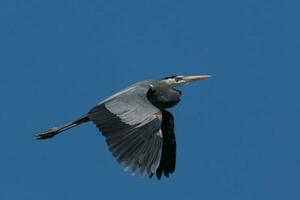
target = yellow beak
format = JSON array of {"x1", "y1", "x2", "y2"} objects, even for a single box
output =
[{"x1": 182, "y1": 75, "x2": 211, "y2": 82}]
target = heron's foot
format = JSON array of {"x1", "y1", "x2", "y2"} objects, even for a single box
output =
[{"x1": 35, "y1": 127, "x2": 60, "y2": 140}]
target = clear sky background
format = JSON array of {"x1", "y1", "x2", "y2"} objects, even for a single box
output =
[{"x1": 0, "y1": 0, "x2": 299, "y2": 199}]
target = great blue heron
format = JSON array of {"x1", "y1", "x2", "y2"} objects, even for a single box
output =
[{"x1": 36, "y1": 75, "x2": 210, "y2": 179}]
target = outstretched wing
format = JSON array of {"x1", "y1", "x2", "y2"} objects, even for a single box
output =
[
  {"x1": 150, "y1": 109, "x2": 176, "y2": 179},
  {"x1": 88, "y1": 83, "x2": 163, "y2": 176}
]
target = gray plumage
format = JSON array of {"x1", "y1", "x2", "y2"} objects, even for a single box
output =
[{"x1": 36, "y1": 75, "x2": 210, "y2": 179}]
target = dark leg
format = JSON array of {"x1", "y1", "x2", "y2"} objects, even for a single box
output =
[{"x1": 36, "y1": 115, "x2": 90, "y2": 140}]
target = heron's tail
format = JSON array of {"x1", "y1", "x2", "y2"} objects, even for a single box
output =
[{"x1": 36, "y1": 115, "x2": 90, "y2": 140}]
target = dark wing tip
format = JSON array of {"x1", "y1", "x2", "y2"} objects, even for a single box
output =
[{"x1": 148, "y1": 110, "x2": 176, "y2": 180}]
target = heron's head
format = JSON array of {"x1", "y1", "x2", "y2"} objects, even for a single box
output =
[{"x1": 161, "y1": 75, "x2": 211, "y2": 88}]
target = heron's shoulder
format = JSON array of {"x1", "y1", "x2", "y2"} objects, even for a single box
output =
[{"x1": 98, "y1": 80, "x2": 158, "y2": 105}]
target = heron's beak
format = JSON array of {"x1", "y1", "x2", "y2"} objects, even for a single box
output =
[{"x1": 182, "y1": 75, "x2": 211, "y2": 83}]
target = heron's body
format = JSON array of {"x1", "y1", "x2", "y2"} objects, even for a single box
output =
[{"x1": 37, "y1": 75, "x2": 210, "y2": 179}]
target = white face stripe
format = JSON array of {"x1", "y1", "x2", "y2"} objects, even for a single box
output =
[
  {"x1": 162, "y1": 79, "x2": 176, "y2": 85},
  {"x1": 162, "y1": 76, "x2": 187, "y2": 88}
]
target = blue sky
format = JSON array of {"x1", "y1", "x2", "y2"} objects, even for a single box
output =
[{"x1": 1, "y1": 0, "x2": 300, "y2": 199}]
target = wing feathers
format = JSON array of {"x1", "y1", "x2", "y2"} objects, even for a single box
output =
[
  {"x1": 88, "y1": 84, "x2": 164, "y2": 177},
  {"x1": 151, "y1": 109, "x2": 176, "y2": 179}
]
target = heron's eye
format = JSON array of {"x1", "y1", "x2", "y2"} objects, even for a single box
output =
[{"x1": 175, "y1": 77, "x2": 181, "y2": 82}]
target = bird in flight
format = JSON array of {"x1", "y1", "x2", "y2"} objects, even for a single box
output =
[{"x1": 36, "y1": 75, "x2": 210, "y2": 179}]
